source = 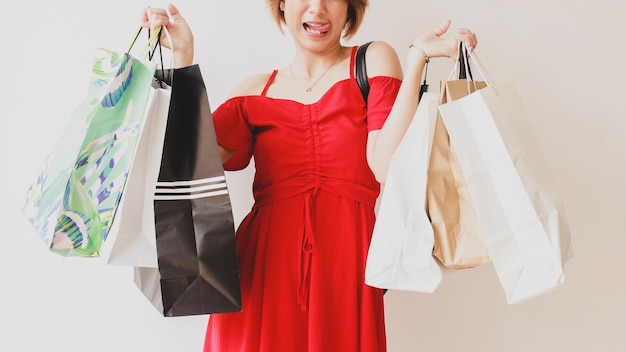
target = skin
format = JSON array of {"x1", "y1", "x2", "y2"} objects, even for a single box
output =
[{"x1": 143, "y1": 1, "x2": 478, "y2": 183}]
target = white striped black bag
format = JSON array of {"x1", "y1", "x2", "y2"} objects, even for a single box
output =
[{"x1": 133, "y1": 65, "x2": 242, "y2": 317}]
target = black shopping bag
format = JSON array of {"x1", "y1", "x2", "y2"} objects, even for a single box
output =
[{"x1": 134, "y1": 65, "x2": 242, "y2": 317}]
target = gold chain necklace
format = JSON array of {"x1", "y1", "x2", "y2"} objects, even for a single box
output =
[{"x1": 290, "y1": 48, "x2": 342, "y2": 92}]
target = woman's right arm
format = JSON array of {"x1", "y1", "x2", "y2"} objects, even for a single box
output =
[{"x1": 142, "y1": 4, "x2": 195, "y2": 68}]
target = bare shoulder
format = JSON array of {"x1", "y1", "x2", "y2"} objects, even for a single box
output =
[
  {"x1": 363, "y1": 41, "x2": 403, "y2": 80},
  {"x1": 228, "y1": 72, "x2": 274, "y2": 98}
]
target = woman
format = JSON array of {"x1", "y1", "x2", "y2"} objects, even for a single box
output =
[{"x1": 144, "y1": 1, "x2": 477, "y2": 351}]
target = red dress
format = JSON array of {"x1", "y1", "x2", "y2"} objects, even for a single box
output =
[{"x1": 204, "y1": 46, "x2": 402, "y2": 352}]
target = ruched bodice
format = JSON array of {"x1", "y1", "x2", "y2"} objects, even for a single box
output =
[{"x1": 215, "y1": 75, "x2": 400, "y2": 208}]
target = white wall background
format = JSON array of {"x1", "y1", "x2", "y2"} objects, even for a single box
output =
[{"x1": 1, "y1": 0, "x2": 624, "y2": 351}]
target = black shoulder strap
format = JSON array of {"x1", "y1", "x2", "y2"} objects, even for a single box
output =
[
  {"x1": 355, "y1": 41, "x2": 372, "y2": 106},
  {"x1": 357, "y1": 41, "x2": 430, "y2": 104}
]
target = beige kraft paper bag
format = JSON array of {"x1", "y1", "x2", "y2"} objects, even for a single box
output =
[{"x1": 427, "y1": 76, "x2": 491, "y2": 269}]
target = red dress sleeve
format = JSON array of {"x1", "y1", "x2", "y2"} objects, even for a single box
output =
[
  {"x1": 365, "y1": 76, "x2": 402, "y2": 131},
  {"x1": 212, "y1": 97, "x2": 254, "y2": 171}
]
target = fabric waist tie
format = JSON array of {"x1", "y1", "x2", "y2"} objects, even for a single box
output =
[{"x1": 297, "y1": 188, "x2": 317, "y2": 311}]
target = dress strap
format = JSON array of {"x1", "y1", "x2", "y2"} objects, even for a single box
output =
[
  {"x1": 260, "y1": 69, "x2": 279, "y2": 96},
  {"x1": 349, "y1": 46, "x2": 358, "y2": 79}
]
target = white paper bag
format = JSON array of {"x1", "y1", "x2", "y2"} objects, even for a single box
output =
[
  {"x1": 99, "y1": 80, "x2": 171, "y2": 267},
  {"x1": 365, "y1": 92, "x2": 442, "y2": 292},
  {"x1": 437, "y1": 51, "x2": 573, "y2": 303}
]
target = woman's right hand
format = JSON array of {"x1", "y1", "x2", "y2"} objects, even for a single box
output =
[{"x1": 142, "y1": 3, "x2": 195, "y2": 67}]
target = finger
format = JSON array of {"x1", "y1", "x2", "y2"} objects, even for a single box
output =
[
  {"x1": 456, "y1": 28, "x2": 473, "y2": 40},
  {"x1": 469, "y1": 32, "x2": 478, "y2": 49},
  {"x1": 147, "y1": 10, "x2": 171, "y2": 29},
  {"x1": 456, "y1": 28, "x2": 477, "y2": 50},
  {"x1": 140, "y1": 6, "x2": 157, "y2": 28},
  {"x1": 433, "y1": 19, "x2": 451, "y2": 37},
  {"x1": 167, "y1": 3, "x2": 183, "y2": 22},
  {"x1": 141, "y1": 6, "x2": 150, "y2": 23},
  {"x1": 466, "y1": 33, "x2": 477, "y2": 51}
]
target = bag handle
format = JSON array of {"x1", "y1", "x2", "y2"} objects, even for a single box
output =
[
  {"x1": 448, "y1": 42, "x2": 470, "y2": 81},
  {"x1": 127, "y1": 25, "x2": 174, "y2": 69},
  {"x1": 458, "y1": 42, "x2": 473, "y2": 81},
  {"x1": 127, "y1": 25, "x2": 159, "y2": 59},
  {"x1": 462, "y1": 42, "x2": 492, "y2": 88},
  {"x1": 419, "y1": 57, "x2": 430, "y2": 101},
  {"x1": 447, "y1": 42, "x2": 494, "y2": 94},
  {"x1": 356, "y1": 41, "x2": 429, "y2": 104}
]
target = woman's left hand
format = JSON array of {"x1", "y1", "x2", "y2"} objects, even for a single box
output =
[{"x1": 410, "y1": 20, "x2": 478, "y2": 60}]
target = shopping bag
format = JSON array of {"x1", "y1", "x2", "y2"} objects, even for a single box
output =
[
  {"x1": 133, "y1": 65, "x2": 242, "y2": 317},
  {"x1": 99, "y1": 72, "x2": 172, "y2": 267},
  {"x1": 99, "y1": 31, "x2": 175, "y2": 268},
  {"x1": 437, "y1": 46, "x2": 573, "y2": 304},
  {"x1": 21, "y1": 28, "x2": 162, "y2": 257},
  {"x1": 427, "y1": 47, "x2": 491, "y2": 269},
  {"x1": 365, "y1": 92, "x2": 441, "y2": 292}
]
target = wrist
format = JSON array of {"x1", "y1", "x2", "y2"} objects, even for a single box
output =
[
  {"x1": 408, "y1": 44, "x2": 429, "y2": 63},
  {"x1": 406, "y1": 46, "x2": 428, "y2": 76},
  {"x1": 403, "y1": 46, "x2": 428, "y2": 86},
  {"x1": 174, "y1": 47, "x2": 194, "y2": 68}
]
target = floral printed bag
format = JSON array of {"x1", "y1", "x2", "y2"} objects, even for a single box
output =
[{"x1": 21, "y1": 27, "x2": 161, "y2": 257}]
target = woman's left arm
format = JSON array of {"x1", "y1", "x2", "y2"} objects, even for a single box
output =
[{"x1": 366, "y1": 20, "x2": 477, "y2": 183}]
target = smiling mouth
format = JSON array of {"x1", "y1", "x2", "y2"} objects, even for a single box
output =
[{"x1": 303, "y1": 23, "x2": 330, "y2": 35}]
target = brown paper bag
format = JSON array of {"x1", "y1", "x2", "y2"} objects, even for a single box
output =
[{"x1": 426, "y1": 79, "x2": 490, "y2": 269}]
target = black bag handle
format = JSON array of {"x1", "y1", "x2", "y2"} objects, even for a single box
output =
[
  {"x1": 458, "y1": 41, "x2": 473, "y2": 81},
  {"x1": 419, "y1": 59, "x2": 429, "y2": 101},
  {"x1": 356, "y1": 41, "x2": 429, "y2": 104}
]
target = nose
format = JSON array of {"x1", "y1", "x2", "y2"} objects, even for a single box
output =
[{"x1": 307, "y1": 0, "x2": 326, "y2": 14}]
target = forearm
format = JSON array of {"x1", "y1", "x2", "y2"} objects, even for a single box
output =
[{"x1": 367, "y1": 49, "x2": 428, "y2": 183}]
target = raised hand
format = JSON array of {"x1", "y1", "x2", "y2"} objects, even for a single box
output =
[
  {"x1": 141, "y1": 3, "x2": 195, "y2": 67},
  {"x1": 410, "y1": 20, "x2": 478, "y2": 60}
]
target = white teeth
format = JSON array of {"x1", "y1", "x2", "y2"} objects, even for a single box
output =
[{"x1": 304, "y1": 24, "x2": 323, "y2": 34}]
